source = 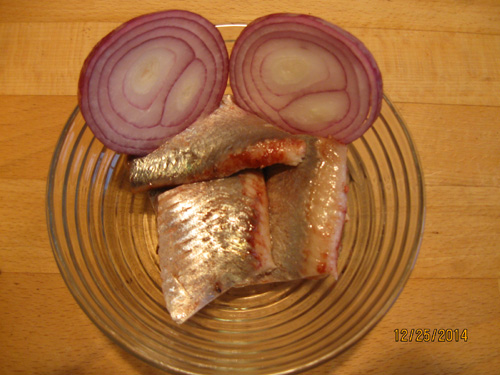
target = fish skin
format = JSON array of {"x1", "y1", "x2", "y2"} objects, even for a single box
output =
[
  {"x1": 156, "y1": 170, "x2": 274, "y2": 324},
  {"x1": 263, "y1": 136, "x2": 348, "y2": 282},
  {"x1": 130, "y1": 95, "x2": 306, "y2": 192}
]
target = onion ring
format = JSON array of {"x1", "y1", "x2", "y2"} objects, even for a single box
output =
[
  {"x1": 79, "y1": 10, "x2": 229, "y2": 155},
  {"x1": 229, "y1": 13, "x2": 382, "y2": 143}
]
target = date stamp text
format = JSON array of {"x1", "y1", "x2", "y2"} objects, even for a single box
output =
[{"x1": 394, "y1": 328, "x2": 468, "y2": 342}]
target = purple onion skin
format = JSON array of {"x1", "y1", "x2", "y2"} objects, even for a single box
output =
[
  {"x1": 78, "y1": 10, "x2": 229, "y2": 155},
  {"x1": 230, "y1": 13, "x2": 383, "y2": 144}
]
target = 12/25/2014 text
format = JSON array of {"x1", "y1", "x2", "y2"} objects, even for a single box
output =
[{"x1": 394, "y1": 329, "x2": 468, "y2": 342}]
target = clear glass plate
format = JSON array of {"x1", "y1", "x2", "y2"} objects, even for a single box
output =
[{"x1": 46, "y1": 25, "x2": 425, "y2": 374}]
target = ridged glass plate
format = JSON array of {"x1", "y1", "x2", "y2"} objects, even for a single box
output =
[{"x1": 46, "y1": 25, "x2": 425, "y2": 374}]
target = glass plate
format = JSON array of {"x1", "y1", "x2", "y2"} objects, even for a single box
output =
[{"x1": 46, "y1": 25, "x2": 425, "y2": 375}]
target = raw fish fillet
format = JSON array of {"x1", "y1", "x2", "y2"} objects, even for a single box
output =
[
  {"x1": 130, "y1": 95, "x2": 306, "y2": 192},
  {"x1": 156, "y1": 170, "x2": 274, "y2": 324},
  {"x1": 263, "y1": 136, "x2": 348, "y2": 282}
]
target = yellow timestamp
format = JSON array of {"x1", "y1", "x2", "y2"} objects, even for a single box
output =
[{"x1": 394, "y1": 328, "x2": 468, "y2": 342}]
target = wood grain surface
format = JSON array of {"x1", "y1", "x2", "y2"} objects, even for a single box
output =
[{"x1": 1, "y1": 1, "x2": 499, "y2": 374}]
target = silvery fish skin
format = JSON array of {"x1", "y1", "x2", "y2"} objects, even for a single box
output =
[
  {"x1": 130, "y1": 95, "x2": 306, "y2": 192},
  {"x1": 156, "y1": 170, "x2": 274, "y2": 324},
  {"x1": 263, "y1": 136, "x2": 348, "y2": 282}
]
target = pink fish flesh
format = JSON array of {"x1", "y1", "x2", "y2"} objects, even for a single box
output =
[
  {"x1": 263, "y1": 136, "x2": 348, "y2": 282},
  {"x1": 130, "y1": 95, "x2": 306, "y2": 192},
  {"x1": 156, "y1": 170, "x2": 274, "y2": 324}
]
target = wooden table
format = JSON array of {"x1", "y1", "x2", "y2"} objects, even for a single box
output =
[{"x1": 1, "y1": 1, "x2": 499, "y2": 374}]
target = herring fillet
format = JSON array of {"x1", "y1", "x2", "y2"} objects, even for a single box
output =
[
  {"x1": 156, "y1": 170, "x2": 274, "y2": 324},
  {"x1": 130, "y1": 95, "x2": 306, "y2": 192},
  {"x1": 264, "y1": 136, "x2": 348, "y2": 282}
]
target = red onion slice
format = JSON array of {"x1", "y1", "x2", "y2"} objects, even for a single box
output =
[
  {"x1": 229, "y1": 14, "x2": 382, "y2": 144},
  {"x1": 79, "y1": 10, "x2": 228, "y2": 155}
]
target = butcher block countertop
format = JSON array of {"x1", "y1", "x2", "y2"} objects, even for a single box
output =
[{"x1": 1, "y1": 1, "x2": 499, "y2": 374}]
